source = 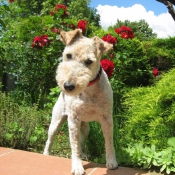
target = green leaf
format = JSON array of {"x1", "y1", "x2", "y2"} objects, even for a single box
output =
[
  {"x1": 2, "y1": 4, "x2": 10, "y2": 11},
  {"x1": 153, "y1": 159, "x2": 158, "y2": 166},
  {"x1": 143, "y1": 162, "x2": 150, "y2": 169},
  {"x1": 56, "y1": 34, "x2": 60, "y2": 40},
  {"x1": 30, "y1": 136, "x2": 37, "y2": 144},
  {"x1": 6, "y1": 133, "x2": 13, "y2": 140},
  {"x1": 167, "y1": 137, "x2": 175, "y2": 148},
  {"x1": 116, "y1": 53, "x2": 121, "y2": 59},
  {"x1": 166, "y1": 166, "x2": 171, "y2": 174},
  {"x1": 0, "y1": 19, "x2": 6, "y2": 29},
  {"x1": 13, "y1": 122, "x2": 18, "y2": 128},
  {"x1": 160, "y1": 164, "x2": 166, "y2": 172},
  {"x1": 171, "y1": 167, "x2": 175, "y2": 172},
  {"x1": 18, "y1": 128, "x2": 23, "y2": 132},
  {"x1": 151, "y1": 144, "x2": 156, "y2": 152}
]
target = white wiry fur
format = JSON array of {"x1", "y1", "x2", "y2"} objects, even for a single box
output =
[{"x1": 43, "y1": 29, "x2": 118, "y2": 175}]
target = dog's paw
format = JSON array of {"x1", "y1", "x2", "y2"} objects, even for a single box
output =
[
  {"x1": 43, "y1": 150, "x2": 49, "y2": 155},
  {"x1": 71, "y1": 167, "x2": 85, "y2": 175},
  {"x1": 106, "y1": 158, "x2": 118, "y2": 170},
  {"x1": 71, "y1": 160, "x2": 85, "y2": 175},
  {"x1": 71, "y1": 169, "x2": 85, "y2": 175}
]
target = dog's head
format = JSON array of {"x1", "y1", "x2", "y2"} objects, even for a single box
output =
[{"x1": 56, "y1": 29, "x2": 113, "y2": 95}]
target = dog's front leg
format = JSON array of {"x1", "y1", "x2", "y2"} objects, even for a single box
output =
[
  {"x1": 43, "y1": 93, "x2": 67, "y2": 155},
  {"x1": 68, "y1": 117, "x2": 85, "y2": 175}
]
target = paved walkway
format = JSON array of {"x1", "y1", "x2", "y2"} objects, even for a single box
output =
[{"x1": 0, "y1": 147, "x2": 163, "y2": 175}]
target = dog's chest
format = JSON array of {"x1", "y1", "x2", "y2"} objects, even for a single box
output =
[{"x1": 64, "y1": 91, "x2": 108, "y2": 121}]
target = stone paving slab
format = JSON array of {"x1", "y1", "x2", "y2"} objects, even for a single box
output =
[{"x1": 0, "y1": 147, "x2": 163, "y2": 175}]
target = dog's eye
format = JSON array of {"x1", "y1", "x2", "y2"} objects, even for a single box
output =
[
  {"x1": 66, "y1": 54, "x2": 72, "y2": 60},
  {"x1": 84, "y1": 59, "x2": 92, "y2": 66}
]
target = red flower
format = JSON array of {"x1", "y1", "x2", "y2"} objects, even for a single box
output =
[
  {"x1": 65, "y1": 11, "x2": 68, "y2": 16},
  {"x1": 51, "y1": 28, "x2": 60, "y2": 33},
  {"x1": 50, "y1": 11, "x2": 54, "y2": 15},
  {"x1": 55, "y1": 4, "x2": 67, "y2": 11},
  {"x1": 100, "y1": 59, "x2": 115, "y2": 78},
  {"x1": 67, "y1": 24, "x2": 76, "y2": 30},
  {"x1": 121, "y1": 25, "x2": 131, "y2": 31},
  {"x1": 115, "y1": 25, "x2": 134, "y2": 39},
  {"x1": 129, "y1": 32, "x2": 134, "y2": 39},
  {"x1": 110, "y1": 53, "x2": 115, "y2": 58},
  {"x1": 102, "y1": 34, "x2": 117, "y2": 45},
  {"x1": 51, "y1": 4, "x2": 68, "y2": 17},
  {"x1": 115, "y1": 28, "x2": 121, "y2": 34},
  {"x1": 59, "y1": 131, "x2": 63, "y2": 136},
  {"x1": 32, "y1": 35, "x2": 50, "y2": 49},
  {"x1": 8, "y1": 0, "x2": 14, "y2": 2},
  {"x1": 153, "y1": 68, "x2": 159, "y2": 77},
  {"x1": 121, "y1": 32, "x2": 129, "y2": 39},
  {"x1": 77, "y1": 20, "x2": 87, "y2": 33}
]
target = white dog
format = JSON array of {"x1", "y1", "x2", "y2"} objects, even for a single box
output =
[{"x1": 43, "y1": 29, "x2": 118, "y2": 175}]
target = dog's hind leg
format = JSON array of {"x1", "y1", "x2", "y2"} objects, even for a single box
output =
[{"x1": 43, "y1": 92, "x2": 67, "y2": 155}]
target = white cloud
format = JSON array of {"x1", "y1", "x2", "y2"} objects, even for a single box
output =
[{"x1": 96, "y1": 4, "x2": 175, "y2": 38}]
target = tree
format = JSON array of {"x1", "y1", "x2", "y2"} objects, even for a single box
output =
[
  {"x1": 110, "y1": 19, "x2": 157, "y2": 41},
  {"x1": 67, "y1": 0, "x2": 100, "y2": 26},
  {"x1": 9, "y1": 0, "x2": 45, "y2": 15},
  {"x1": 156, "y1": 0, "x2": 175, "y2": 21}
]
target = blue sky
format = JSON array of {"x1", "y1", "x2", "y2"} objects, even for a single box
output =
[
  {"x1": 90, "y1": 0, "x2": 168, "y2": 15},
  {"x1": 89, "y1": 0, "x2": 175, "y2": 38}
]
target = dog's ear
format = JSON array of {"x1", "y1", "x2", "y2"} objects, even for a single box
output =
[
  {"x1": 92, "y1": 36, "x2": 113, "y2": 58},
  {"x1": 60, "y1": 29, "x2": 83, "y2": 45}
]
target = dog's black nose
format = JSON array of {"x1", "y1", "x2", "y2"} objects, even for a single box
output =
[{"x1": 64, "y1": 82, "x2": 75, "y2": 91}]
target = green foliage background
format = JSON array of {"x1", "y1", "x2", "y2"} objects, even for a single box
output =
[{"x1": 0, "y1": 0, "x2": 175, "y2": 174}]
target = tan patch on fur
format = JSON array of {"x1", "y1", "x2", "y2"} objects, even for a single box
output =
[
  {"x1": 92, "y1": 36, "x2": 113, "y2": 58},
  {"x1": 60, "y1": 29, "x2": 83, "y2": 45}
]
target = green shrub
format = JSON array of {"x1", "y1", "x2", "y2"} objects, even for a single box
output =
[
  {"x1": 144, "y1": 37, "x2": 175, "y2": 72},
  {"x1": 0, "y1": 92, "x2": 49, "y2": 152},
  {"x1": 119, "y1": 68, "x2": 175, "y2": 149},
  {"x1": 114, "y1": 38, "x2": 151, "y2": 86},
  {"x1": 1, "y1": 15, "x2": 63, "y2": 100}
]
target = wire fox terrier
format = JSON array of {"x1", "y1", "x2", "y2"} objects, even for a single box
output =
[{"x1": 43, "y1": 29, "x2": 118, "y2": 175}]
